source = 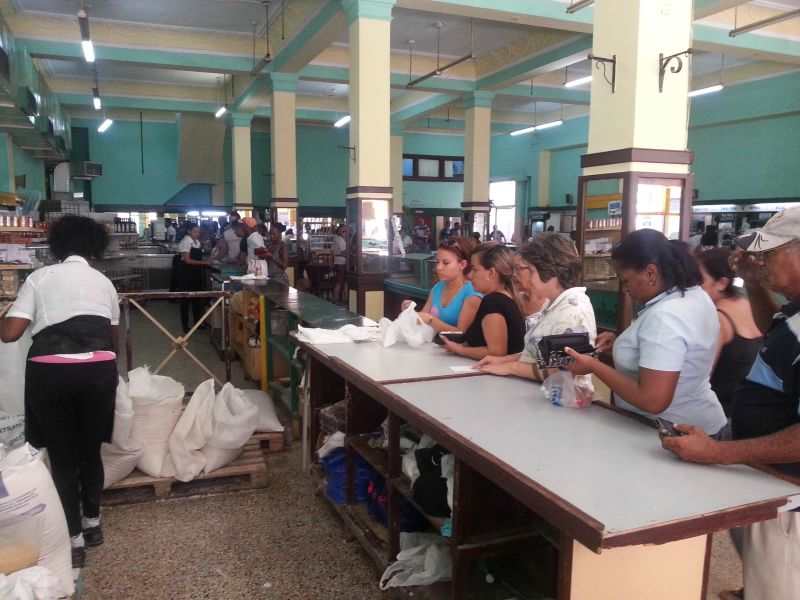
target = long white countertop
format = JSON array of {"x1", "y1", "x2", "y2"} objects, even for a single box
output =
[{"x1": 386, "y1": 375, "x2": 800, "y2": 544}]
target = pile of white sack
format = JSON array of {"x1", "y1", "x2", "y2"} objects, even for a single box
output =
[
  {"x1": 103, "y1": 367, "x2": 285, "y2": 487},
  {"x1": 0, "y1": 329, "x2": 31, "y2": 450},
  {"x1": 0, "y1": 444, "x2": 74, "y2": 600}
]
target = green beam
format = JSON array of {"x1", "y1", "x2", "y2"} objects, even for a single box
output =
[
  {"x1": 694, "y1": 0, "x2": 751, "y2": 19},
  {"x1": 477, "y1": 35, "x2": 593, "y2": 90},
  {"x1": 498, "y1": 84, "x2": 590, "y2": 105},
  {"x1": 21, "y1": 39, "x2": 253, "y2": 73},
  {"x1": 693, "y1": 23, "x2": 800, "y2": 62},
  {"x1": 57, "y1": 93, "x2": 218, "y2": 113},
  {"x1": 270, "y1": 0, "x2": 344, "y2": 73},
  {"x1": 391, "y1": 94, "x2": 455, "y2": 123}
]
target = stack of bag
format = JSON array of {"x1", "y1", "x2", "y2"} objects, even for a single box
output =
[{"x1": 102, "y1": 367, "x2": 284, "y2": 486}]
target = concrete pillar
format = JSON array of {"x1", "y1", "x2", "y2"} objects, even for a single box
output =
[
  {"x1": 390, "y1": 127, "x2": 404, "y2": 215},
  {"x1": 342, "y1": 0, "x2": 395, "y2": 321},
  {"x1": 230, "y1": 112, "x2": 254, "y2": 210},
  {"x1": 268, "y1": 73, "x2": 299, "y2": 210},
  {"x1": 537, "y1": 150, "x2": 551, "y2": 208},
  {"x1": 462, "y1": 91, "x2": 494, "y2": 238},
  {"x1": 585, "y1": 0, "x2": 693, "y2": 172}
]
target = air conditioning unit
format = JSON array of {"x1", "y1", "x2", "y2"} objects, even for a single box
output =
[{"x1": 71, "y1": 161, "x2": 103, "y2": 180}]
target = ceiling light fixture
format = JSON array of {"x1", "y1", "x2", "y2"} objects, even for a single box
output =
[
  {"x1": 729, "y1": 7, "x2": 800, "y2": 37},
  {"x1": 215, "y1": 74, "x2": 228, "y2": 118},
  {"x1": 688, "y1": 83, "x2": 724, "y2": 97},
  {"x1": 510, "y1": 119, "x2": 563, "y2": 137},
  {"x1": 250, "y1": 1, "x2": 273, "y2": 74},
  {"x1": 407, "y1": 20, "x2": 475, "y2": 89},
  {"x1": 564, "y1": 74, "x2": 592, "y2": 88},
  {"x1": 98, "y1": 118, "x2": 113, "y2": 133},
  {"x1": 215, "y1": 106, "x2": 228, "y2": 118},
  {"x1": 92, "y1": 87, "x2": 101, "y2": 110},
  {"x1": 333, "y1": 115, "x2": 351, "y2": 128},
  {"x1": 566, "y1": 0, "x2": 594, "y2": 14},
  {"x1": 78, "y1": 9, "x2": 95, "y2": 63}
]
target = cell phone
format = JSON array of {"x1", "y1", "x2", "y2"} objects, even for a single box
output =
[
  {"x1": 655, "y1": 418, "x2": 686, "y2": 438},
  {"x1": 437, "y1": 331, "x2": 465, "y2": 345}
]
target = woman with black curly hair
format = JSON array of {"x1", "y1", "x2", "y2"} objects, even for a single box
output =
[{"x1": 0, "y1": 215, "x2": 119, "y2": 569}]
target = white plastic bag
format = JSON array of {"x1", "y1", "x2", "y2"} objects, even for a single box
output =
[
  {"x1": 0, "y1": 445, "x2": 73, "y2": 598},
  {"x1": 543, "y1": 370, "x2": 593, "y2": 408},
  {"x1": 317, "y1": 431, "x2": 345, "y2": 460},
  {"x1": 128, "y1": 368, "x2": 185, "y2": 477},
  {"x1": 247, "y1": 259, "x2": 269, "y2": 278},
  {"x1": 0, "y1": 566, "x2": 66, "y2": 600},
  {"x1": 381, "y1": 303, "x2": 435, "y2": 349},
  {"x1": 241, "y1": 389, "x2": 285, "y2": 433},
  {"x1": 201, "y1": 384, "x2": 258, "y2": 473},
  {"x1": 167, "y1": 379, "x2": 216, "y2": 482},
  {"x1": 0, "y1": 411, "x2": 25, "y2": 449},
  {"x1": 379, "y1": 532, "x2": 452, "y2": 590}
]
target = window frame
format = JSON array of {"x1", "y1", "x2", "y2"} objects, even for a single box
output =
[{"x1": 402, "y1": 153, "x2": 465, "y2": 182}]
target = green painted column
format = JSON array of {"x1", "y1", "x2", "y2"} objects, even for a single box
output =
[{"x1": 0, "y1": 133, "x2": 15, "y2": 193}]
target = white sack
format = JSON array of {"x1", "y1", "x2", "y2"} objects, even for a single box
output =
[
  {"x1": 380, "y1": 303, "x2": 435, "y2": 349},
  {"x1": 240, "y1": 390, "x2": 285, "y2": 433},
  {"x1": 101, "y1": 443, "x2": 143, "y2": 489},
  {"x1": 128, "y1": 368, "x2": 184, "y2": 477},
  {"x1": 0, "y1": 566, "x2": 65, "y2": 600},
  {"x1": 110, "y1": 377, "x2": 135, "y2": 449},
  {"x1": 201, "y1": 384, "x2": 258, "y2": 473},
  {"x1": 0, "y1": 412, "x2": 25, "y2": 450},
  {"x1": 379, "y1": 532, "x2": 452, "y2": 590},
  {"x1": 167, "y1": 379, "x2": 215, "y2": 482},
  {"x1": 0, "y1": 445, "x2": 73, "y2": 598},
  {"x1": 0, "y1": 330, "x2": 30, "y2": 416}
]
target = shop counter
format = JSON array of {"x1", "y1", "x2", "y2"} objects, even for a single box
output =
[{"x1": 298, "y1": 336, "x2": 800, "y2": 600}]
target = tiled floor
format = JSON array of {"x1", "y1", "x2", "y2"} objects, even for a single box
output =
[{"x1": 83, "y1": 301, "x2": 742, "y2": 599}]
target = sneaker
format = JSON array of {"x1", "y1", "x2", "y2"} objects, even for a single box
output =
[
  {"x1": 71, "y1": 546, "x2": 86, "y2": 569},
  {"x1": 83, "y1": 525, "x2": 104, "y2": 547}
]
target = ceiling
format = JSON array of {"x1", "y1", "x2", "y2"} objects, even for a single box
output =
[
  {"x1": 14, "y1": 0, "x2": 271, "y2": 33},
  {"x1": 296, "y1": 80, "x2": 348, "y2": 97},
  {"x1": 752, "y1": 0, "x2": 800, "y2": 9},
  {"x1": 492, "y1": 97, "x2": 563, "y2": 114},
  {"x1": 37, "y1": 59, "x2": 223, "y2": 86}
]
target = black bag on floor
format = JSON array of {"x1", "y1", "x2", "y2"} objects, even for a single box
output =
[{"x1": 411, "y1": 445, "x2": 451, "y2": 518}]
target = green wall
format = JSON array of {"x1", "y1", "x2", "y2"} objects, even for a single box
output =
[
  {"x1": 297, "y1": 124, "x2": 349, "y2": 206},
  {"x1": 12, "y1": 143, "x2": 45, "y2": 197},
  {"x1": 0, "y1": 134, "x2": 13, "y2": 193}
]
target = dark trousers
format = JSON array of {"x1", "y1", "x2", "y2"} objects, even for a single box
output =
[
  {"x1": 25, "y1": 360, "x2": 117, "y2": 537},
  {"x1": 180, "y1": 298, "x2": 206, "y2": 333}
]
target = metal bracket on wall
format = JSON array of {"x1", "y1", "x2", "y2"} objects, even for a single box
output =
[
  {"x1": 659, "y1": 49, "x2": 692, "y2": 93},
  {"x1": 588, "y1": 53, "x2": 616, "y2": 93},
  {"x1": 338, "y1": 145, "x2": 356, "y2": 162}
]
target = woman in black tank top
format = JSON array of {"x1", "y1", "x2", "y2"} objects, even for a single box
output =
[{"x1": 697, "y1": 248, "x2": 763, "y2": 415}]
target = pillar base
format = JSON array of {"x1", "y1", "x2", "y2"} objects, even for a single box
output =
[{"x1": 346, "y1": 272, "x2": 385, "y2": 321}]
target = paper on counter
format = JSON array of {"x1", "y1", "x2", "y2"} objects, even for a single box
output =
[{"x1": 449, "y1": 365, "x2": 477, "y2": 373}]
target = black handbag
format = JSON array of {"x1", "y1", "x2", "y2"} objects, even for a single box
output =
[{"x1": 536, "y1": 332, "x2": 595, "y2": 369}]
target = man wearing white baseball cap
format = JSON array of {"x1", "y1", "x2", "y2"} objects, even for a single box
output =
[{"x1": 662, "y1": 206, "x2": 800, "y2": 600}]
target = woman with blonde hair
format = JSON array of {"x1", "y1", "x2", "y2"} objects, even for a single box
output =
[{"x1": 441, "y1": 243, "x2": 524, "y2": 360}]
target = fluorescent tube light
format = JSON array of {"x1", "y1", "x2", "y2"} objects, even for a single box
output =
[
  {"x1": 535, "y1": 120, "x2": 563, "y2": 131},
  {"x1": 81, "y1": 39, "x2": 95, "y2": 63},
  {"x1": 92, "y1": 88, "x2": 101, "y2": 110},
  {"x1": 509, "y1": 119, "x2": 563, "y2": 137},
  {"x1": 564, "y1": 75, "x2": 592, "y2": 88},
  {"x1": 28, "y1": 115, "x2": 35, "y2": 125},
  {"x1": 510, "y1": 126, "x2": 535, "y2": 137},
  {"x1": 334, "y1": 115, "x2": 351, "y2": 128},
  {"x1": 98, "y1": 118, "x2": 113, "y2": 133},
  {"x1": 214, "y1": 106, "x2": 227, "y2": 118},
  {"x1": 688, "y1": 84, "x2": 724, "y2": 98}
]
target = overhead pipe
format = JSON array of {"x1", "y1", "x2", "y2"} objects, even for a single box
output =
[
  {"x1": 406, "y1": 54, "x2": 473, "y2": 89},
  {"x1": 729, "y1": 8, "x2": 800, "y2": 37}
]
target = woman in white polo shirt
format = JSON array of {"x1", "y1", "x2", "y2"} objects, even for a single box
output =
[
  {"x1": 0, "y1": 216, "x2": 120, "y2": 568},
  {"x1": 567, "y1": 229, "x2": 727, "y2": 436}
]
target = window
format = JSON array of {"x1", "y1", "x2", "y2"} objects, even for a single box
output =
[
  {"x1": 489, "y1": 181, "x2": 516, "y2": 242},
  {"x1": 402, "y1": 154, "x2": 465, "y2": 182}
]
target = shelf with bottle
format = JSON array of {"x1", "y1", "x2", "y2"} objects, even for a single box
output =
[{"x1": 585, "y1": 217, "x2": 622, "y2": 232}]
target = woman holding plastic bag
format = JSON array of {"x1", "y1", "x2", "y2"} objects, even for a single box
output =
[
  {"x1": 0, "y1": 216, "x2": 120, "y2": 568},
  {"x1": 401, "y1": 237, "x2": 482, "y2": 333},
  {"x1": 565, "y1": 229, "x2": 727, "y2": 435},
  {"x1": 476, "y1": 234, "x2": 597, "y2": 406},
  {"x1": 441, "y1": 244, "x2": 524, "y2": 360}
]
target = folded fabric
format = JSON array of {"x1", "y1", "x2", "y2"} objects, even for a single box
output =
[{"x1": 296, "y1": 324, "x2": 380, "y2": 345}]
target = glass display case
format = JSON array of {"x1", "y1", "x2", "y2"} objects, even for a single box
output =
[
  {"x1": 346, "y1": 197, "x2": 391, "y2": 274},
  {"x1": 577, "y1": 172, "x2": 693, "y2": 330},
  {"x1": 388, "y1": 252, "x2": 436, "y2": 290}
]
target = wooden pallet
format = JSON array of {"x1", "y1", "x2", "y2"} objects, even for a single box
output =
[
  {"x1": 102, "y1": 440, "x2": 267, "y2": 505},
  {"x1": 251, "y1": 430, "x2": 286, "y2": 453}
]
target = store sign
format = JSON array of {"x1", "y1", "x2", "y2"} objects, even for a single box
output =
[{"x1": 608, "y1": 200, "x2": 622, "y2": 216}]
